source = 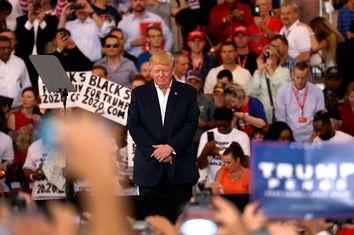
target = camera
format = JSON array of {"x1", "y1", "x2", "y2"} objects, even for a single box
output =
[
  {"x1": 263, "y1": 51, "x2": 270, "y2": 63},
  {"x1": 254, "y1": 5, "x2": 260, "y2": 17},
  {"x1": 180, "y1": 189, "x2": 217, "y2": 235},
  {"x1": 71, "y1": 3, "x2": 84, "y2": 9},
  {"x1": 32, "y1": 0, "x2": 41, "y2": 14},
  {"x1": 59, "y1": 30, "x2": 68, "y2": 38}
]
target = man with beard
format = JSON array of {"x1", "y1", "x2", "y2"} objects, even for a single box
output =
[
  {"x1": 117, "y1": 0, "x2": 173, "y2": 57},
  {"x1": 312, "y1": 109, "x2": 353, "y2": 143}
]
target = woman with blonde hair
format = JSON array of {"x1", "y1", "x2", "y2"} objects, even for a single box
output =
[
  {"x1": 308, "y1": 16, "x2": 344, "y2": 67},
  {"x1": 250, "y1": 45, "x2": 291, "y2": 122},
  {"x1": 224, "y1": 83, "x2": 267, "y2": 137},
  {"x1": 338, "y1": 82, "x2": 354, "y2": 136}
]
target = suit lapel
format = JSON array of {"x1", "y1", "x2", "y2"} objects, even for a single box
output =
[
  {"x1": 164, "y1": 80, "x2": 179, "y2": 128},
  {"x1": 148, "y1": 83, "x2": 163, "y2": 128}
]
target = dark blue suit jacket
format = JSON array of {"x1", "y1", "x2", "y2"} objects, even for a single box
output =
[{"x1": 128, "y1": 79, "x2": 200, "y2": 187}]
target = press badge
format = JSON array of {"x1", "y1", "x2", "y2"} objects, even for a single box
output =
[{"x1": 298, "y1": 117, "x2": 307, "y2": 123}]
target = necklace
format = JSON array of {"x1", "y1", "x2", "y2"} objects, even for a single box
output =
[{"x1": 229, "y1": 169, "x2": 244, "y2": 182}]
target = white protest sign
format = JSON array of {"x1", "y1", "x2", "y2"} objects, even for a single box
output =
[
  {"x1": 31, "y1": 179, "x2": 66, "y2": 200},
  {"x1": 38, "y1": 71, "x2": 88, "y2": 109},
  {"x1": 127, "y1": 131, "x2": 136, "y2": 167},
  {"x1": 77, "y1": 74, "x2": 131, "y2": 125}
]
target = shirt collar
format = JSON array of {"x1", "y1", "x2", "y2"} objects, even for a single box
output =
[
  {"x1": 288, "y1": 19, "x2": 300, "y2": 31},
  {"x1": 154, "y1": 79, "x2": 173, "y2": 91},
  {"x1": 132, "y1": 11, "x2": 149, "y2": 20}
]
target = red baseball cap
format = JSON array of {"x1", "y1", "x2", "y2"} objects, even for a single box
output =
[
  {"x1": 188, "y1": 30, "x2": 205, "y2": 41},
  {"x1": 233, "y1": 26, "x2": 250, "y2": 36}
]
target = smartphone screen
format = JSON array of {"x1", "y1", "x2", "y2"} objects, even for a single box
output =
[
  {"x1": 207, "y1": 132, "x2": 214, "y2": 142},
  {"x1": 254, "y1": 5, "x2": 260, "y2": 16}
]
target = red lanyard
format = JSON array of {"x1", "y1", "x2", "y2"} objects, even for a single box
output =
[
  {"x1": 191, "y1": 58, "x2": 203, "y2": 73},
  {"x1": 291, "y1": 84, "x2": 308, "y2": 116},
  {"x1": 237, "y1": 55, "x2": 248, "y2": 68}
]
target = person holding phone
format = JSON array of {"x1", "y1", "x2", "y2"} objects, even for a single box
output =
[
  {"x1": 208, "y1": 0, "x2": 254, "y2": 42},
  {"x1": 50, "y1": 28, "x2": 93, "y2": 71},
  {"x1": 197, "y1": 107, "x2": 250, "y2": 187},
  {"x1": 58, "y1": 0, "x2": 111, "y2": 62},
  {"x1": 248, "y1": 0, "x2": 282, "y2": 55}
]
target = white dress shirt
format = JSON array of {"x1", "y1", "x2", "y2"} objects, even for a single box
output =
[
  {"x1": 0, "y1": 55, "x2": 32, "y2": 108},
  {"x1": 279, "y1": 20, "x2": 311, "y2": 59},
  {"x1": 65, "y1": 17, "x2": 110, "y2": 62},
  {"x1": 24, "y1": 19, "x2": 47, "y2": 55},
  {"x1": 154, "y1": 80, "x2": 172, "y2": 126},
  {"x1": 118, "y1": 11, "x2": 174, "y2": 57}
]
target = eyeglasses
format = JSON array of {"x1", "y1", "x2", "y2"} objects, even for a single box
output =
[{"x1": 105, "y1": 44, "x2": 119, "y2": 48}]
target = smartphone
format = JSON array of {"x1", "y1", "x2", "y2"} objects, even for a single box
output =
[
  {"x1": 71, "y1": 3, "x2": 84, "y2": 9},
  {"x1": 60, "y1": 30, "x2": 68, "y2": 38},
  {"x1": 207, "y1": 131, "x2": 214, "y2": 142},
  {"x1": 254, "y1": 5, "x2": 260, "y2": 17},
  {"x1": 32, "y1": 0, "x2": 41, "y2": 14},
  {"x1": 181, "y1": 189, "x2": 217, "y2": 235},
  {"x1": 131, "y1": 221, "x2": 153, "y2": 234}
]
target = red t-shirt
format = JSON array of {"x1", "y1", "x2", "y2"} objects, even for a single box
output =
[
  {"x1": 248, "y1": 17, "x2": 282, "y2": 54},
  {"x1": 209, "y1": 2, "x2": 254, "y2": 39},
  {"x1": 339, "y1": 105, "x2": 354, "y2": 137}
]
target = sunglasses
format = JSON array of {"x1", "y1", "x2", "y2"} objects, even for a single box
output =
[{"x1": 105, "y1": 44, "x2": 119, "y2": 48}]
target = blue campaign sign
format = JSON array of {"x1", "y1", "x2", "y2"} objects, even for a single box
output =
[{"x1": 251, "y1": 142, "x2": 354, "y2": 219}]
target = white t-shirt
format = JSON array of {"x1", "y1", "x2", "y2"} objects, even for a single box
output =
[
  {"x1": 313, "y1": 131, "x2": 354, "y2": 144},
  {"x1": 203, "y1": 65, "x2": 252, "y2": 95},
  {"x1": 24, "y1": 139, "x2": 65, "y2": 200},
  {"x1": 279, "y1": 20, "x2": 311, "y2": 59},
  {"x1": 197, "y1": 128, "x2": 250, "y2": 185}
]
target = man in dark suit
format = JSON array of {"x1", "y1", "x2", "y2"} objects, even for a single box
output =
[
  {"x1": 128, "y1": 51, "x2": 200, "y2": 198},
  {"x1": 15, "y1": 0, "x2": 58, "y2": 88}
]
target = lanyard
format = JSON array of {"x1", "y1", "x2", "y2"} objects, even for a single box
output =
[
  {"x1": 191, "y1": 58, "x2": 203, "y2": 73},
  {"x1": 237, "y1": 55, "x2": 248, "y2": 68},
  {"x1": 291, "y1": 84, "x2": 308, "y2": 116}
]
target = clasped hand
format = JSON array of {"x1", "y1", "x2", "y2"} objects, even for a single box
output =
[{"x1": 152, "y1": 144, "x2": 173, "y2": 164}]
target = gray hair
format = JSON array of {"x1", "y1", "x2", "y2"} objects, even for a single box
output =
[{"x1": 280, "y1": 0, "x2": 299, "y2": 12}]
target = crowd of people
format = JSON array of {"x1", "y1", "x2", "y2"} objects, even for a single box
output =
[{"x1": 0, "y1": 0, "x2": 354, "y2": 233}]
